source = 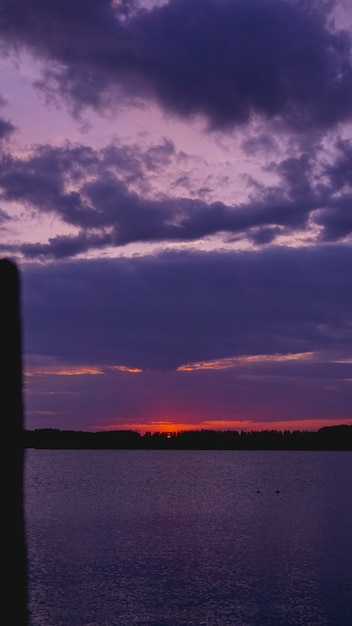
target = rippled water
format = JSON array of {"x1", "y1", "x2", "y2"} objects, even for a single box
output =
[{"x1": 24, "y1": 449, "x2": 352, "y2": 625}]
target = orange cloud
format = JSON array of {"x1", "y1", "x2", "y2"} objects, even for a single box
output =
[
  {"x1": 111, "y1": 365, "x2": 143, "y2": 373},
  {"x1": 26, "y1": 363, "x2": 143, "y2": 376},
  {"x1": 177, "y1": 351, "x2": 315, "y2": 371},
  {"x1": 25, "y1": 365, "x2": 104, "y2": 377}
]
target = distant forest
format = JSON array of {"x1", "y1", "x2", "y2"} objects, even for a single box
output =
[{"x1": 24, "y1": 425, "x2": 352, "y2": 451}]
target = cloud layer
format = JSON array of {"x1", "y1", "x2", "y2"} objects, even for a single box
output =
[
  {"x1": 1, "y1": 0, "x2": 351, "y2": 130},
  {"x1": 22, "y1": 246, "x2": 352, "y2": 371},
  {"x1": 1, "y1": 134, "x2": 352, "y2": 258}
]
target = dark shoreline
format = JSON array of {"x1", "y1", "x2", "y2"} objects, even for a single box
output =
[{"x1": 24, "y1": 424, "x2": 352, "y2": 451}]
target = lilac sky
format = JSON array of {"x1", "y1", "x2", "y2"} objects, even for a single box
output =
[{"x1": 1, "y1": 0, "x2": 352, "y2": 433}]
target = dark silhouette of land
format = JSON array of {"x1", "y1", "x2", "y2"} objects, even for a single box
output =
[
  {"x1": 1, "y1": 259, "x2": 28, "y2": 625},
  {"x1": 24, "y1": 424, "x2": 352, "y2": 450}
]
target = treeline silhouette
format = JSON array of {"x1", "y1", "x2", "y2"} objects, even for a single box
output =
[{"x1": 24, "y1": 424, "x2": 351, "y2": 450}]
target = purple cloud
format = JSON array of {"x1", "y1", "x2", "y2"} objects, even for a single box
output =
[
  {"x1": 0, "y1": 207, "x2": 10, "y2": 227},
  {"x1": 1, "y1": 0, "x2": 351, "y2": 131},
  {"x1": 2, "y1": 134, "x2": 352, "y2": 259},
  {"x1": 0, "y1": 116, "x2": 15, "y2": 140},
  {"x1": 22, "y1": 245, "x2": 352, "y2": 372}
]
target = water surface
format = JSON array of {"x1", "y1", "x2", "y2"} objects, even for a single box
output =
[{"x1": 25, "y1": 450, "x2": 352, "y2": 625}]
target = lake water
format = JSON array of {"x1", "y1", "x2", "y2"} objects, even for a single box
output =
[{"x1": 24, "y1": 449, "x2": 352, "y2": 626}]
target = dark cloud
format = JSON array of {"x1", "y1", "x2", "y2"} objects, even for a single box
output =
[
  {"x1": 0, "y1": 95, "x2": 15, "y2": 139},
  {"x1": 0, "y1": 116, "x2": 15, "y2": 139},
  {"x1": 248, "y1": 226, "x2": 282, "y2": 245},
  {"x1": 0, "y1": 93, "x2": 15, "y2": 137},
  {"x1": 0, "y1": 141, "x2": 299, "y2": 257},
  {"x1": 314, "y1": 140, "x2": 352, "y2": 241},
  {"x1": 22, "y1": 245, "x2": 352, "y2": 372},
  {"x1": 315, "y1": 195, "x2": 352, "y2": 242},
  {"x1": 20, "y1": 232, "x2": 112, "y2": 260},
  {"x1": 2, "y1": 134, "x2": 352, "y2": 259},
  {"x1": 1, "y1": 0, "x2": 351, "y2": 130},
  {"x1": 143, "y1": 139, "x2": 175, "y2": 171},
  {"x1": 0, "y1": 205, "x2": 10, "y2": 224},
  {"x1": 268, "y1": 142, "x2": 352, "y2": 241},
  {"x1": 241, "y1": 133, "x2": 279, "y2": 156},
  {"x1": 325, "y1": 138, "x2": 352, "y2": 189}
]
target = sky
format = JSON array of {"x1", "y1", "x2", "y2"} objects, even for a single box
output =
[{"x1": 1, "y1": 0, "x2": 352, "y2": 434}]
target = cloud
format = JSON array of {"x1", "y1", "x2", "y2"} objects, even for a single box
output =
[
  {"x1": 268, "y1": 140, "x2": 352, "y2": 242},
  {"x1": 0, "y1": 199, "x2": 10, "y2": 221},
  {"x1": 0, "y1": 94, "x2": 16, "y2": 140},
  {"x1": 22, "y1": 245, "x2": 352, "y2": 372},
  {"x1": 312, "y1": 138, "x2": 352, "y2": 241},
  {"x1": 1, "y1": 133, "x2": 352, "y2": 258},
  {"x1": 20, "y1": 232, "x2": 113, "y2": 260},
  {"x1": 1, "y1": 0, "x2": 351, "y2": 131},
  {"x1": 0, "y1": 143, "x2": 309, "y2": 257},
  {"x1": 0, "y1": 116, "x2": 15, "y2": 140}
]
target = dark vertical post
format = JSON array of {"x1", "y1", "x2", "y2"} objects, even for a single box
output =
[{"x1": 0, "y1": 259, "x2": 28, "y2": 624}]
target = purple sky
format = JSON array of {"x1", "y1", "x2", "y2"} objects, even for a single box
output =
[{"x1": 1, "y1": 0, "x2": 351, "y2": 433}]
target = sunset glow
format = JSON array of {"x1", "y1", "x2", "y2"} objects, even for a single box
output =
[
  {"x1": 111, "y1": 365, "x2": 143, "y2": 374},
  {"x1": 96, "y1": 417, "x2": 352, "y2": 435},
  {"x1": 25, "y1": 366, "x2": 104, "y2": 377},
  {"x1": 177, "y1": 352, "x2": 315, "y2": 372}
]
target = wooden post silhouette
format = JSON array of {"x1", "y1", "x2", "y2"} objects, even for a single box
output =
[{"x1": 0, "y1": 259, "x2": 28, "y2": 624}]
